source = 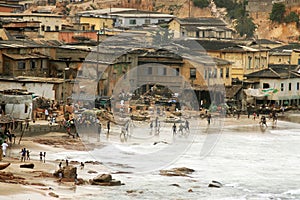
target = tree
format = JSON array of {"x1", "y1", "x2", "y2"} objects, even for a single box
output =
[
  {"x1": 270, "y1": 3, "x2": 286, "y2": 23},
  {"x1": 193, "y1": 0, "x2": 210, "y2": 8},
  {"x1": 235, "y1": 16, "x2": 256, "y2": 38},
  {"x1": 284, "y1": 11, "x2": 299, "y2": 24}
]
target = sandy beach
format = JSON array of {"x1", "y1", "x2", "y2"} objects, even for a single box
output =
[{"x1": 0, "y1": 114, "x2": 296, "y2": 199}]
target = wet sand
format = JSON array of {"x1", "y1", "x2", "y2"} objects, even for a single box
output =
[{"x1": 0, "y1": 114, "x2": 292, "y2": 199}]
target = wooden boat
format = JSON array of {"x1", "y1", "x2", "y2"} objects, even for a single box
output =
[{"x1": 0, "y1": 162, "x2": 10, "y2": 170}]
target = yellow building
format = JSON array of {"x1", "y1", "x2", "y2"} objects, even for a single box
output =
[{"x1": 79, "y1": 17, "x2": 114, "y2": 31}]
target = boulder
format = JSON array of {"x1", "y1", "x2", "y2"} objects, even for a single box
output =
[
  {"x1": 89, "y1": 173, "x2": 123, "y2": 186},
  {"x1": 53, "y1": 165, "x2": 77, "y2": 180},
  {"x1": 159, "y1": 167, "x2": 195, "y2": 177},
  {"x1": 93, "y1": 174, "x2": 112, "y2": 183}
]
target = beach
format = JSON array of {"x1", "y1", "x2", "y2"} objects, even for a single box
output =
[{"x1": 0, "y1": 113, "x2": 299, "y2": 200}]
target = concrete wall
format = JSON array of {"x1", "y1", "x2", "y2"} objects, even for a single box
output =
[
  {"x1": 258, "y1": 77, "x2": 300, "y2": 105},
  {"x1": 0, "y1": 81, "x2": 55, "y2": 99},
  {"x1": 116, "y1": 17, "x2": 172, "y2": 27},
  {"x1": 79, "y1": 17, "x2": 114, "y2": 30}
]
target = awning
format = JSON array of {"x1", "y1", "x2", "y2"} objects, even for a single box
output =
[{"x1": 244, "y1": 88, "x2": 278, "y2": 98}]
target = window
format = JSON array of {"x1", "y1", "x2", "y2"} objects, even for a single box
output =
[
  {"x1": 297, "y1": 82, "x2": 299, "y2": 90},
  {"x1": 91, "y1": 25, "x2": 95, "y2": 30},
  {"x1": 226, "y1": 67, "x2": 229, "y2": 78},
  {"x1": 30, "y1": 61, "x2": 36, "y2": 70},
  {"x1": 18, "y1": 61, "x2": 26, "y2": 70},
  {"x1": 220, "y1": 68, "x2": 223, "y2": 78},
  {"x1": 129, "y1": 19, "x2": 136, "y2": 25},
  {"x1": 158, "y1": 19, "x2": 165, "y2": 23},
  {"x1": 148, "y1": 67, "x2": 152, "y2": 75},
  {"x1": 145, "y1": 19, "x2": 150, "y2": 24},
  {"x1": 263, "y1": 83, "x2": 270, "y2": 89},
  {"x1": 190, "y1": 68, "x2": 196, "y2": 79},
  {"x1": 158, "y1": 67, "x2": 167, "y2": 76},
  {"x1": 46, "y1": 26, "x2": 51, "y2": 31},
  {"x1": 213, "y1": 68, "x2": 217, "y2": 78},
  {"x1": 281, "y1": 83, "x2": 284, "y2": 91},
  {"x1": 204, "y1": 70, "x2": 207, "y2": 79},
  {"x1": 41, "y1": 25, "x2": 45, "y2": 31},
  {"x1": 289, "y1": 83, "x2": 292, "y2": 91},
  {"x1": 248, "y1": 56, "x2": 252, "y2": 69},
  {"x1": 175, "y1": 68, "x2": 179, "y2": 76},
  {"x1": 25, "y1": 104, "x2": 28, "y2": 113},
  {"x1": 55, "y1": 26, "x2": 59, "y2": 31}
]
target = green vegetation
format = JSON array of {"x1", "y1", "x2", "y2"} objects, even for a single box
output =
[
  {"x1": 215, "y1": 0, "x2": 255, "y2": 38},
  {"x1": 270, "y1": 3, "x2": 285, "y2": 23},
  {"x1": 284, "y1": 11, "x2": 299, "y2": 23},
  {"x1": 270, "y1": 3, "x2": 299, "y2": 24},
  {"x1": 193, "y1": 0, "x2": 210, "y2": 8}
]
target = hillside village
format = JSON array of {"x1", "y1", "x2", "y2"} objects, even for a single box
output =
[
  {"x1": 0, "y1": 1, "x2": 300, "y2": 198},
  {"x1": 0, "y1": 0, "x2": 299, "y2": 127}
]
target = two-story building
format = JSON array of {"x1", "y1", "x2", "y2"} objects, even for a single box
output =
[
  {"x1": 195, "y1": 39, "x2": 269, "y2": 81},
  {"x1": 168, "y1": 17, "x2": 235, "y2": 39},
  {"x1": 244, "y1": 64, "x2": 300, "y2": 106},
  {"x1": 76, "y1": 8, "x2": 174, "y2": 31}
]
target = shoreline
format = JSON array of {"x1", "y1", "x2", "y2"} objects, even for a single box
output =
[{"x1": 0, "y1": 113, "x2": 299, "y2": 199}]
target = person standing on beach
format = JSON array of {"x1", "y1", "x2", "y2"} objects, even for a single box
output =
[
  {"x1": 43, "y1": 152, "x2": 46, "y2": 163},
  {"x1": 39, "y1": 152, "x2": 43, "y2": 162},
  {"x1": 253, "y1": 112, "x2": 257, "y2": 120},
  {"x1": 106, "y1": 120, "x2": 110, "y2": 135},
  {"x1": 26, "y1": 149, "x2": 30, "y2": 160},
  {"x1": 1, "y1": 141, "x2": 8, "y2": 157},
  {"x1": 185, "y1": 120, "x2": 190, "y2": 131},
  {"x1": 21, "y1": 148, "x2": 26, "y2": 162},
  {"x1": 207, "y1": 114, "x2": 211, "y2": 125},
  {"x1": 45, "y1": 109, "x2": 49, "y2": 120},
  {"x1": 172, "y1": 123, "x2": 177, "y2": 135}
]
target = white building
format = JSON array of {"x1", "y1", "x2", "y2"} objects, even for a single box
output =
[{"x1": 244, "y1": 64, "x2": 300, "y2": 106}]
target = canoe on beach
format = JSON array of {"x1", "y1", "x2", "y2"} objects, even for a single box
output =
[{"x1": 0, "y1": 162, "x2": 10, "y2": 170}]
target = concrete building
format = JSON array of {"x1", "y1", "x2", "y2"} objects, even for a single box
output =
[
  {"x1": 244, "y1": 64, "x2": 300, "y2": 106},
  {"x1": 168, "y1": 17, "x2": 234, "y2": 39},
  {"x1": 76, "y1": 8, "x2": 174, "y2": 31}
]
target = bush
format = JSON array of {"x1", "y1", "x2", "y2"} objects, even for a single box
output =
[
  {"x1": 193, "y1": 0, "x2": 210, "y2": 8},
  {"x1": 270, "y1": 3, "x2": 285, "y2": 23},
  {"x1": 284, "y1": 12, "x2": 299, "y2": 23}
]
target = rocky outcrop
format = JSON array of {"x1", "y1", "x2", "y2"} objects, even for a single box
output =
[
  {"x1": 89, "y1": 173, "x2": 124, "y2": 186},
  {"x1": 53, "y1": 165, "x2": 77, "y2": 180},
  {"x1": 159, "y1": 167, "x2": 195, "y2": 177}
]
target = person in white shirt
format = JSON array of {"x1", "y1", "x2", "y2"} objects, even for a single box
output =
[{"x1": 1, "y1": 141, "x2": 9, "y2": 157}]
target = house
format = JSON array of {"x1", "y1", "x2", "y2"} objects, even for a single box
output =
[
  {"x1": 168, "y1": 17, "x2": 235, "y2": 39},
  {"x1": 0, "y1": 13, "x2": 64, "y2": 37},
  {"x1": 269, "y1": 43, "x2": 300, "y2": 65},
  {"x1": 244, "y1": 64, "x2": 300, "y2": 106},
  {"x1": 2, "y1": 21, "x2": 41, "y2": 39},
  {"x1": 76, "y1": 8, "x2": 174, "y2": 31},
  {"x1": 0, "y1": 0, "x2": 24, "y2": 13},
  {"x1": 195, "y1": 39, "x2": 269, "y2": 81},
  {"x1": 0, "y1": 40, "x2": 54, "y2": 77},
  {"x1": 0, "y1": 89, "x2": 33, "y2": 120},
  {"x1": 74, "y1": 32, "x2": 231, "y2": 108}
]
